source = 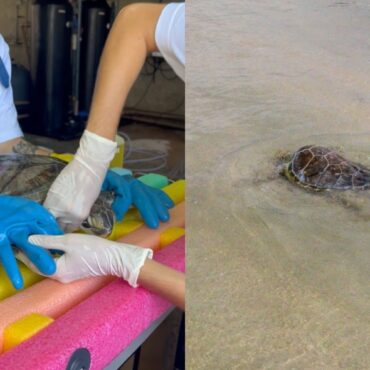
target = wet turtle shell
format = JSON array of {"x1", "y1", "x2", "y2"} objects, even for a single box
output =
[{"x1": 280, "y1": 145, "x2": 370, "y2": 190}]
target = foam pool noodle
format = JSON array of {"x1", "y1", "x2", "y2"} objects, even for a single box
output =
[
  {"x1": 0, "y1": 262, "x2": 43, "y2": 301},
  {"x1": 159, "y1": 227, "x2": 185, "y2": 249},
  {"x1": 50, "y1": 153, "x2": 74, "y2": 163},
  {"x1": 138, "y1": 173, "x2": 169, "y2": 189},
  {"x1": 109, "y1": 179, "x2": 185, "y2": 241},
  {"x1": 0, "y1": 237, "x2": 185, "y2": 369},
  {"x1": 0, "y1": 201, "x2": 185, "y2": 352},
  {"x1": 3, "y1": 313, "x2": 54, "y2": 352}
]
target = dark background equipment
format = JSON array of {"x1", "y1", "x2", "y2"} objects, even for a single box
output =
[
  {"x1": 27, "y1": 0, "x2": 73, "y2": 138},
  {"x1": 18, "y1": 0, "x2": 111, "y2": 139},
  {"x1": 79, "y1": 0, "x2": 111, "y2": 115},
  {"x1": 11, "y1": 0, "x2": 183, "y2": 139}
]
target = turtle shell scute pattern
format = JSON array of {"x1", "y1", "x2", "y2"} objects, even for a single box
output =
[{"x1": 290, "y1": 145, "x2": 370, "y2": 190}]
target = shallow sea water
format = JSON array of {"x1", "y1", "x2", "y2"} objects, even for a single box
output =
[{"x1": 187, "y1": 1, "x2": 370, "y2": 369}]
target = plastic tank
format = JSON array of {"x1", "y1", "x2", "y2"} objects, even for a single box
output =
[
  {"x1": 79, "y1": 0, "x2": 111, "y2": 114},
  {"x1": 29, "y1": 0, "x2": 72, "y2": 137}
]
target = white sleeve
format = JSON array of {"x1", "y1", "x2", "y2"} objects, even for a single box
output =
[
  {"x1": 155, "y1": 3, "x2": 185, "y2": 81},
  {"x1": 0, "y1": 34, "x2": 23, "y2": 143}
]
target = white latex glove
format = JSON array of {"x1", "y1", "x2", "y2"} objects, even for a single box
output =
[
  {"x1": 17, "y1": 234, "x2": 153, "y2": 288},
  {"x1": 44, "y1": 130, "x2": 117, "y2": 232}
]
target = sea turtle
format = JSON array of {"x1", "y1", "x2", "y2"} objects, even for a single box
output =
[
  {"x1": 279, "y1": 145, "x2": 370, "y2": 190},
  {"x1": 0, "y1": 153, "x2": 115, "y2": 236}
]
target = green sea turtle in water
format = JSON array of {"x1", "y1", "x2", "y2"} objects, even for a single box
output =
[
  {"x1": 0, "y1": 153, "x2": 115, "y2": 236},
  {"x1": 279, "y1": 145, "x2": 370, "y2": 190}
]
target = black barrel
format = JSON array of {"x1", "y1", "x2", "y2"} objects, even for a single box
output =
[
  {"x1": 79, "y1": 0, "x2": 111, "y2": 114},
  {"x1": 30, "y1": 1, "x2": 72, "y2": 137}
]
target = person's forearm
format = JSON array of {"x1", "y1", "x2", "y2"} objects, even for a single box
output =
[
  {"x1": 138, "y1": 259, "x2": 185, "y2": 310},
  {"x1": 86, "y1": 4, "x2": 165, "y2": 140}
]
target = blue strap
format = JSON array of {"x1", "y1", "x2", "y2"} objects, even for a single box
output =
[{"x1": 0, "y1": 57, "x2": 10, "y2": 88}]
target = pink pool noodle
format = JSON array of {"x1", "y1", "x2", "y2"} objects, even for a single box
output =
[
  {"x1": 0, "y1": 202, "x2": 184, "y2": 352},
  {"x1": 0, "y1": 237, "x2": 185, "y2": 370}
]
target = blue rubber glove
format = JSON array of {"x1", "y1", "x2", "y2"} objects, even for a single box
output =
[
  {"x1": 102, "y1": 171, "x2": 174, "y2": 229},
  {"x1": 0, "y1": 195, "x2": 63, "y2": 289}
]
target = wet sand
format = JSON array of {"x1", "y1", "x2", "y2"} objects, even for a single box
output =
[{"x1": 187, "y1": 1, "x2": 370, "y2": 369}]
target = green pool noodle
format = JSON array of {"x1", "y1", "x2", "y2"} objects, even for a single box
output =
[{"x1": 138, "y1": 173, "x2": 169, "y2": 188}]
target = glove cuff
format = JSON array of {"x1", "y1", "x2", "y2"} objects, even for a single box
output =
[
  {"x1": 77, "y1": 130, "x2": 117, "y2": 167},
  {"x1": 127, "y1": 247, "x2": 153, "y2": 288}
]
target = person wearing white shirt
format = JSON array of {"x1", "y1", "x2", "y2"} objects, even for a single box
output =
[{"x1": 0, "y1": 34, "x2": 51, "y2": 155}]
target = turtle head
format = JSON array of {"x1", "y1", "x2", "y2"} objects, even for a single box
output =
[
  {"x1": 275, "y1": 150, "x2": 293, "y2": 177},
  {"x1": 277, "y1": 162, "x2": 298, "y2": 184},
  {"x1": 277, "y1": 162, "x2": 287, "y2": 175}
]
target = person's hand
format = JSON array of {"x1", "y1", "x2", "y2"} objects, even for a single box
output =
[
  {"x1": 0, "y1": 195, "x2": 63, "y2": 289},
  {"x1": 17, "y1": 233, "x2": 153, "y2": 287},
  {"x1": 102, "y1": 171, "x2": 174, "y2": 228},
  {"x1": 44, "y1": 130, "x2": 117, "y2": 232}
]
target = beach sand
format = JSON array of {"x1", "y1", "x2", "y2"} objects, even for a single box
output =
[{"x1": 187, "y1": 1, "x2": 370, "y2": 368}]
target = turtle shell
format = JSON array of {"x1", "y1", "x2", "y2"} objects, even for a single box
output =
[
  {"x1": 0, "y1": 153, "x2": 115, "y2": 236},
  {"x1": 0, "y1": 154, "x2": 64, "y2": 202},
  {"x1": 289, "y1": 145, "x2": 370, "y2": 190}
]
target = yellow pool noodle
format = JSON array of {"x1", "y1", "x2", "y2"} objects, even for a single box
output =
[
  {"x1": 108, "y1": 220, "x2": 143, "y2": 241},
  {"x1": 159, "y1": 227, "x2": 185, "y2": 250},
  {"x1": 0, "y1": 262, "x2": 43, "y2": 301},
  {"x1": 3, "y1": 313, "x2": 54, "y2": 352},
  {"x1": 164, "y1": 180, "x2": 185, "y2": 205},
  {"x1": 50, "y1": 153, "x2": 74, "y2": 163},
  {"x1": 109, "y1": 180, "x2": 185, "y2": 241}
]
